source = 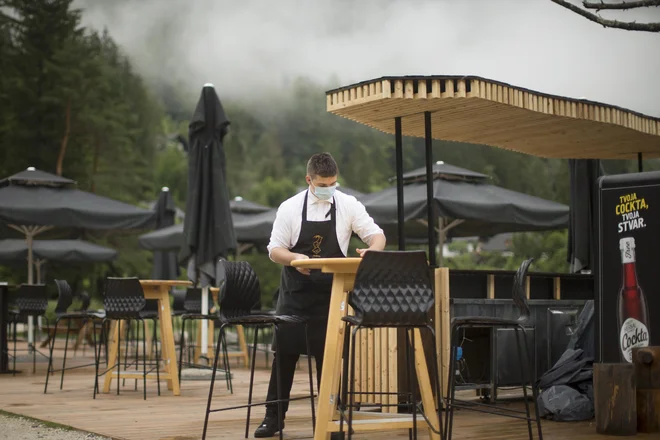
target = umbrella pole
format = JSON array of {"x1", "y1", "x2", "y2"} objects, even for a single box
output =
[
  {"x1": 25, "y1": 228, "x2": 35, "y2": 345},
  {"x1": 424, "y1": 112, "x2": 437, "y2": 267},
  {"x1": 638, "y1": 152, "x2": 643, "y2": 172},
  {"x1": 395, "y1": 117, "x2": 405, "y2": 250},
  {"x1": 201, "y1": 286, "x2": 209, "y2": 359},
  {"x1": 437, "y1": 218, "x2": 445, "y2": 267}
]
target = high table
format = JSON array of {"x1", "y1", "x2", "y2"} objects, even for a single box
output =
[
  {"x1": 102, "y1": 279, "x2": 192, "y2": 396},
  {"x1": 292, "y1": 258, "x2": 441, "y2": 440}
]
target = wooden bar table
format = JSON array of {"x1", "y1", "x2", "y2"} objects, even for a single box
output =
[
  {"x1": 292, "y1": 258, "x2": 441, "y2": 440},
  {"x1": 102, "y1": 279, "x2": 192, "y2": 396}
]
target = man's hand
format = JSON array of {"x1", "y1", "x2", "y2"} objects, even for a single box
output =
[
  {"x1": 356, "y1": 248, "x2": 368, "y2": 258},
  {"x1": 291, "y1": 253, "x2": 311, "y2": 275}
]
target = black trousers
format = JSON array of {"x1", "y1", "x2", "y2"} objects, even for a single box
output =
[{"x1": 265, "y1": 351, "x2": 324, "y2": 418}]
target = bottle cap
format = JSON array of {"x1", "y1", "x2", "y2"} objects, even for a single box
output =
[{"x1": 619, "y1": 237, "x2": 636, "y2": 250}]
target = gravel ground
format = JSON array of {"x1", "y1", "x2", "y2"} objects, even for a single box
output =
[{"x1": 0, "y1": 413, "x2": 110, "y2": 440}]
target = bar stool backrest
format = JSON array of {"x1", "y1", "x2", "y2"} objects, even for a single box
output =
[
  {"x1": 77, "y1": 290, "x2": 91, "y2": 312},
  {"x1": 53, "y1": 279, "x2": 73, "y2": 315},
  {"x1": 217, "y1": 260, "x2": 261, "y2": 319},
  {"x1": 183, "y1": 287, "x2": 212, "y2": 313},
  {"x1": 103, "y1": 277, "x2": 146, "y2": 319},
  {"x1": 350, "y1": 250, "x2": 434, "y2": 327},
  {"x1": 171, "y1": 288, "x2": 187, "y2": 314},
  {"x1": 12, "y1": 284, "x2": 49, "y2": 316},
  {"x1": 513, "y1": 258, "x2": 534, "y2": 324}
]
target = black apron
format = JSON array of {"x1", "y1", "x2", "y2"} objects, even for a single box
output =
[{"x1": 274, "y1": 191, "x2": 345, "y2": 355}]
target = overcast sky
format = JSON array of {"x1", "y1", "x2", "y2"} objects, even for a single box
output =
[{"x1": 74, "y1": 0, "x2": 660, "y2": 117}]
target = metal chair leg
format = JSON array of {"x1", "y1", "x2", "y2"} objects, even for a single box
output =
[
  {"x1": 514, "y1": 326, "x2": 533, "y2": 440},
  {"x1": 153, "y1": 318, "x2": 160, "y2": 396},
  {"x1": 339, "y1": 323, "x2": 351, "y2": 435},
  {"x1": 59, "y1": 319, "x2": 72, "y2": 390},
  {"x1": 445, "y1": 323, "x2": 460, "y2": 440},
  {"x1": 245, "y1": 326, "x2": 260, "y2": 439},
  {"x1": 44, "y1": 318, "x2": 60, "y2": 393},
  {"x1": 348, "y1": 326, "x2": 360, "y2": 440},
  {"x1": 202, "y1": 323, "x2": 227, "y2": 440},
  {"x1": 274, "y1": 324, "x2": 283, "y2": 440},
  {"x1": 304, "y1": 323, "x2": 316, "y2": 433},
  {"x1": 520, "y1": 325, "x2": 543, "y2": 440},
  {"x1": 220, "y1": 325, "x2": 233, "y2": 393},
  {"x1": 178, "y1": 317, "x2": 186, "y2": 384},
  {"x1": 142, "y1": 319, "x2": 147, "y2": 400}
]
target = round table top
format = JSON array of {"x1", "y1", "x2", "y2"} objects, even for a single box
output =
[{"x1": 291, "y1": 257, "x2": 362, "y2": 273}]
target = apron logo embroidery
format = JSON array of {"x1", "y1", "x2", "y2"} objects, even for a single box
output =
[{"x1": 312, "y1": 234, "x2": 324, "y2": 257}]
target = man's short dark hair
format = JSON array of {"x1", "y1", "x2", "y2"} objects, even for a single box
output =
[{"x1": 306, "y1": 152, "x2": 338, "y2": 178}]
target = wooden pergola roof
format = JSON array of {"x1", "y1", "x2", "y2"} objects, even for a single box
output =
[{"x1": 325, "y1": 75, "x2": 660, "y2": 159}]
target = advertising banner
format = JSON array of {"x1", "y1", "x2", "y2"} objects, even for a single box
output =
[{"x1": 596, "y1": 171, "x2": 660, "y2": 363}]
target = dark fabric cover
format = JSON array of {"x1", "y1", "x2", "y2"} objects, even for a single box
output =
[
  {"x1": 0, "y1": 239, "x2": 117, "y2": 263},
  {"x1": 567, "y1": 160, "x2": 603, "y2": 272},
  {"x1": 151, "y1": 189, "x2": 179, "y2": 280},
  {"x1": 361, "y1": 171, "x2": 569, "y2": 241},
  {"x1": 0, "y1": 168, "x2": 155, "y2": 230},
  {"x1": 179, "y1": 85, "x2": 236, "y2": 286}
]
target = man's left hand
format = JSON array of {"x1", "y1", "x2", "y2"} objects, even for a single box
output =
[{"x1": 356, "y1": 248, "x2": 368, "y2": 258}]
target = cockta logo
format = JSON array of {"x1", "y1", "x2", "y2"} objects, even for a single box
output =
[{"x1": 312, "y1": 234, "x2": 323, "y2": 257}]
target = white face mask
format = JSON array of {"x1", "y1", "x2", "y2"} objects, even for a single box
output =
[{"x1": 312, "y1": 183, "x2": 337, "y2": 200}]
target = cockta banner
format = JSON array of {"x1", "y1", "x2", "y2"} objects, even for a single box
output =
[{"x1": 597, "y1": 171, "x2": 659, "y2": 364}]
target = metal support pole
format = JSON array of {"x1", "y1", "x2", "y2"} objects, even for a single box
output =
[
  {"x1": 395, "y1": 117, "x2": 405, "y2": 251},
  {"x1": 638, "y1": 152, "x2": 643, "y2": 172},
  {"x1": 424, "y1": 112, "x2": 437, "y2": 267}
]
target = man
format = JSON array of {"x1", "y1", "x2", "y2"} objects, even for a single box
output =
[{"x1": 255, "y1": 152, "x2": 386, "y2": 438}]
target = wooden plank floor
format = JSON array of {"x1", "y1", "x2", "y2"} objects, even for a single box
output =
[{"x1": 0, "y1": 342, "x2": 648, "y2": 440}]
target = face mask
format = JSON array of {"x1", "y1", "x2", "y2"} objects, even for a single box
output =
[{"x1": 312, "y1": 184, "x2": 337, "y2": 201}]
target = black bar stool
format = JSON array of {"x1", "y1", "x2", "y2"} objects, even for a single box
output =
[{"x1": 444, "y1": 258, "x2": 543, "y2": 440}]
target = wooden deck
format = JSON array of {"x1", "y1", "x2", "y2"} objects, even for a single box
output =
[{"x1": 0, "y1": 342, "x2": 646, "y2": 440}]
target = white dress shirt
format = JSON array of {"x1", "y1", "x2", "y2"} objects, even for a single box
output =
[{"x1": 267, "y1": 189, "x2": 384, "y2": 260}]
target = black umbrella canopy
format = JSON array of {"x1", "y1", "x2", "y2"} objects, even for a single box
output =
[
  {"x1": 390, "y1": 160, "x2": 490, "y2": 184},
  {"x1": 0, "y1": 239, "x2": 117, "y2": 263},
  {"x1": 151, "y1": 187, "x2": 180, "y2": 280},
  {"x1": 567, "y1": 159, "x2": 603, "y2": 273},
  {"x1": 363, "y1": 171, "x2": 569, "y2": 242},
  {"x1": 230, "y1": 196, "x2": 270, "y2": 214},
  {"x1": 139, "y1": 210, "x2": 276, "y2": 252},
  {"x1": 179, "y1": 84, "x2": 237, "y2": 286},
  {"x1": 0, "y1": 167, "x2": 156, "y2": 230}
]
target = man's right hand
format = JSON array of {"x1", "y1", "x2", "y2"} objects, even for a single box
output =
[{"x1": 291, "y1": 253, "x2": 311, "y2": 275}]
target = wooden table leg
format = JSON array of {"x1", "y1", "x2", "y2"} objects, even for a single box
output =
[
  {"x1": 314, "y1": 274, "x2": 349, "y2": 440},
  {"x1": 156, "y1": 285, "x2": 180, "y2": 395},
  {"x1": 411, "y1": 329, "x2": 441, "y2": 440},
  {"x1": 236, "y1": 325, "x2": 249, "y2": 366},
  {"x1": 102, "y1": 320, "x2": 121, "y2": 393}
]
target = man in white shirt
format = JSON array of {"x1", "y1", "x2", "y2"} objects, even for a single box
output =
[{"x1": 254, "y1": 152, "x2": 386, "y2": 438}]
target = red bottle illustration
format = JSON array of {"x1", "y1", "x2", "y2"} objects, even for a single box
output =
[{"x1": 617, "y1": 237, "x2": 650, "y2": 363}]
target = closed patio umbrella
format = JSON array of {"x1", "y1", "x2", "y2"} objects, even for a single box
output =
[{"x1": 179, "y1": 84, "x2": 237, "y2": 355}]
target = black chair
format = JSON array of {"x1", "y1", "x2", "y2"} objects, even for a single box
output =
[
  {"x1": 444, "y1": 258, "x2": 543, "y2": 440},
  {"x1": 44, "y1": 280, "x2": 104, "y2": 393},
  {"x1": 202, "y1": 260, "x2": 316, "y2": 440},
  {"x1": 8, "y1": 284, "x2": 50, "y2": 375},
  {"x1": 178, "y1": 287, "x2": 230, "y2": 387},
  {"x1": 338, "y1": 250, "x2": 443, "y2": 440},
  {"x1": 94, "y1": 277, "x2": 159, "y2": 400}
]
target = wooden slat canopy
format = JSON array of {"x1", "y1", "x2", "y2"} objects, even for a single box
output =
[{"x1": 326, "y1": 75, "x2": 660, "y2": 159}]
